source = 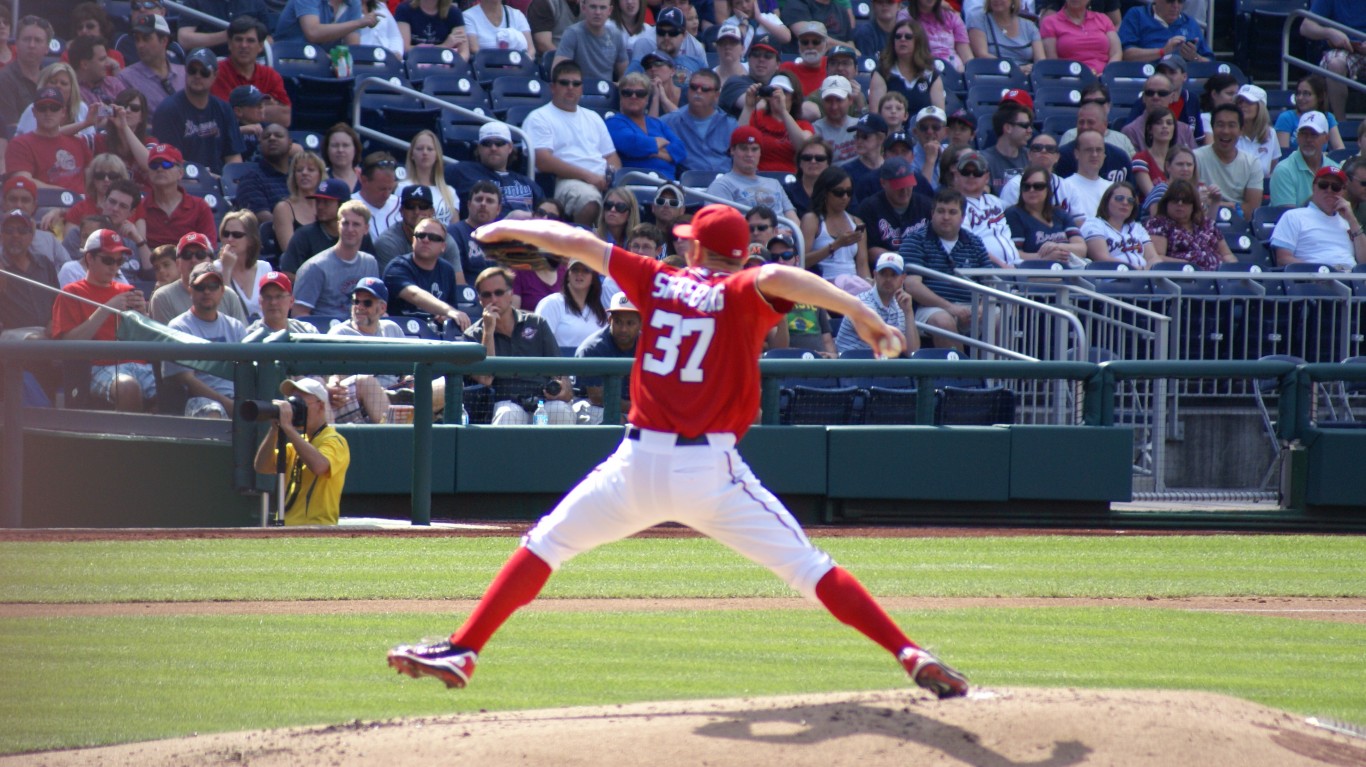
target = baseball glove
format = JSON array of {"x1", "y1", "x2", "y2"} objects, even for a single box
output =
[{"x1": 477, "y1": 239, "x2": 547, "y2": 271}]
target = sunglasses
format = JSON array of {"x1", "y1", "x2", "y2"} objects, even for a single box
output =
[
  {"x1": 653, "y1": 195, "x2": 681, "y2": 208},
  {"x1": 1112, "y1": 194, "x2": 1135, "y2": 204},
  {"x1": 798, "y1": 37, "x2": 823, "y2": 46},
  {"x1": 1080, "y1": 98, "x2": 1109, "y2": 106},
  {"x1": 34, "y1": 103, "x2": 63, "y2": 113},
  {"x1": 603, "y1": 200, "x2": 630, "y2": 213},
  {"x1": 749, "y1": 223, "x2": 772, "y2": 232},
  {"x1": 1167, "y1": 198, "x2": 1196, "y2": 205},
  {"x1": 829, "y1": 188, "x2": 853, "y2": 198},
  {"x1": 657, "y1": 27, "x2": 682, "y2": 37},
  {"x1": 222, "y1": 230, "x2": 247, "y2": 239},
  {"x1": 620, "y1": 88, "x2": 649, "y2": 99},
  {"x1": 370, "y1": 159, "x2": 399, "y2": 169},
  {"x1": 351, "y1": 297, "x2": 377, "y2": 307},
  {"x1": 1317, "y1": 181, "x2": 1345, "y2": 192},
  {"x1": 479, "y1": 139, "x2": 509, "y2": 147},
  {"x1": 402, "y1": 202, "x2": 433, "y2": 211},
  {"x1": 413, "y1": 232, "x2": 444, "y2": 243},
  {"x1": 958, "y1": 168, "x2": 987, "y2": 178},
  {"x1": 1011, "y1": 122, "x2": 1033, "y2": 130},
  {"x1": 893, "y1": 32, "x2": 916, "y2": 40},
  {"x1": 799, "y1": 153, "x2": 829, "y2": 163},
  {"x1": 1021, "y1": 182, "x2": 1049, "y2": 192},
  {"x1": 92, "y1": 171, "x2": 121, "y2": 181},
  {"x1": 1028, "y1": 144, "x2": 1059, "y2": 153},
  {"x1": 479, "y1": 288, "x2": 509, "y2": 299},
  {"x1": 149, "y1": 159, "x2": 177, "y2": 170},
  {"x1": 689, "y1": 83, "x2": 716, "y2": 93},
  {"x1": 95, "y1": 254, "x2": 126, "y2": 267},
  {"x1": 132, "y1": 0, "x2": 164, "y2": 8},
  {"x1": 186, "y1": 66, "x2": 213, "y2": 78},
  {"x1": 772, "y1": 250, "x2": 796, "y2": 258},
  {"x1": 192, "y1": 281, "x2": 223, "y2": 291},
  {"x1": 555, "y1": 78, "x2": 583, "y2": 88},
  {"x1": 178, "y1": 250, "x2": 211, "y2": 261},
  {"x1": 534, "y1": 208, "x2": 558, "y2": 218},
  {"x1": 1143, "y1": 89, "x2": 1172, "y2": 99}
]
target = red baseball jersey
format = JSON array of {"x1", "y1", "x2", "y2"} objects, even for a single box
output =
[
  {"x1": 607, "y1": 246, "x2": 793, "y2": 439},
  {"x1": 50, "y1": 279, "x2": 139, "y2": 365}
]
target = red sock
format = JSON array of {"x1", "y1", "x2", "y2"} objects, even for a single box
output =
[
  {"x1": 451, "y1": 546, "x2": 552, "y2": 653},
  {"x1": 814, "y1": 566, "x2": 917, "y2": 656}
]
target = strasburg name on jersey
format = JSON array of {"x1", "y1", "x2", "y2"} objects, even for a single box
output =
[{"x1": 651, "y1": 271, "x2": 726, "y2": 313}]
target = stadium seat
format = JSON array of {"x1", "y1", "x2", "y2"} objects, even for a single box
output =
[
  {"x1": 1251, "y1": 205, "x2": 1292, "y2": 244},
  {"x1": 934, "y1": 385, "x2": 1016, "y2": 425},
  {"x1": 580, "y1": 79, "x2": 620, "y2": 115},
  {"x1": 1236, "y1": 0, "x2": 1311, "y2": 82},
  {"x1": 962, "y1": 58, "x2": 1026, "y2": 91},
  {"x1": 296, "y1": 315, "x2": 346, "y2": 333},
  {"x1": 396, "y1": 316, "x2": 440, "y2": 339},
  {"x1": 35, "y1": 188, "x2": 80, "y2": 210},
  {"x1": 1283, "y1": 263, "x2": 1347, "y2": 363},
  {"x1": 405, "y1": 46, "x2": 470, "y2": 84},
  {"x1": 424, "y1": 74, "x2": 493, "y2": 119},
  {"x1": 290, "y1": 130, "x2": 324, "y2": 154},
  {"x1": 1186, "y1": 60, "x2": 1246, "y2": 86},
  {"x1": 488, "y1": 76, "x2": 551, "y2": 120},
  {"x1": 219, "y1": 162, "x2": 253, "y2": 205},
  {"x1": 287, "y1": 74, "x2": 355, "y2": 132},
  {"x1": 471, "y1": 49, "x2": 539, "y2": 89},
  {"x1": 861, "y1": 385, "x2": 920, "y2": 424},
  {"x1": 965, "y1": 83, "x2": 1014, "y2": 117},
  {"x1": 1100, "y1": 60, "x2": 1156, "y2": 85},
  {"x1": 347, "y1": 45, "x2": 405, "y2": 82},
  {"x1": 680, "y1": 170, "x2": 722, "y2": 190},
  {"x1": 1029, "y1": 59, "x2": 1096, "y2": 91},
  {"x1": 783, "y1": 384, "x2": 863, "y2": 425}
]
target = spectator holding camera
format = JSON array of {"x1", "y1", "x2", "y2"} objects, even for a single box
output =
[
  {"x1": 462, "y1": 265, "x2": 563, "y2": 425},
  {"x1": 252, "y1": 378, "x2": 351, "y2": 526}
]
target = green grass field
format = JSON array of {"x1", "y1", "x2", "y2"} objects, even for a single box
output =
[{"x1": 2, "y1": 534, "x2": 1365, "y2": 756}]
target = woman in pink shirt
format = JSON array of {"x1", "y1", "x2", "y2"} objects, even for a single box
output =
[
  {"x1": 912, "y1": 0, "x2": 973, "y2": 72},
  {"x1": 1040, "y1": 0, "x2": 1120, "y2": 75}
]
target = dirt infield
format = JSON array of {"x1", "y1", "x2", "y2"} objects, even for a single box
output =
[{"x1": 5, "y1": 688, "x2": 1365, "y2": 767}]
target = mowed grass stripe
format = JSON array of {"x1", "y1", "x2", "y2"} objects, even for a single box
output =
[
  {"x1": 1, "y1": 608, "x2": 1364, "y2": 756},
  {"x1": 3, "y1": 535, "x2": 1365, "y2": 603}
]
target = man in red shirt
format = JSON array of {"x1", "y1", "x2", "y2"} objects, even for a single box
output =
[
  {"x1": 779, "y1": 20, "x2": 830, "y2": 98},
  {"x1": 142, "y1": 143, "x2": 218, "y2": 251},
  {"x1": 388, "y1": 204, "x2": 969, "y2": 700},
  {"x1": 211, "y1": 16, "x2": 291, "y2": 128},
  {"x1": 49, "y1": 229, "x2": 156, "y2": 411},
  {"x1": 4, "y1": 88, "x2": 93, "y2": 193}
]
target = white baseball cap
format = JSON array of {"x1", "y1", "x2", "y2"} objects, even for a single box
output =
[
  {"x1": 606, "y1": 292, "x2": 638, "y2": 313},
  {"x1": 1235, "y1": 84, "x2": 1267, "y2": 105},
  {"x1": 1297, "y1": 111, "x2": 1329, "y2": 135},
  {"x1": 820, "y1": 75, "x2": 851, "y2": 101},
  {"x1": 715, "y1": 24, "x2": 743, "y2": 43},
  {"x1": 914, "y1": 105, "x2": 947, "y2": 126},
  {"x1": 875, "y1": 253, "x2": 904, "y2": 274},
  {"x1": 478, "y1": 121, "x2": 513, "y2": 142}
]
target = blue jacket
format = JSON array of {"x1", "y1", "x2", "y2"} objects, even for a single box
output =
[
  {"x1": 605, "y1": 113, "x2": 688, "y2": 180},
  {"x1": 1117, "y1": 5, "x2": 1212, "y2": 58},
  {"x1": 661, "y1": 107, "x2": 736, "y2": 174}
]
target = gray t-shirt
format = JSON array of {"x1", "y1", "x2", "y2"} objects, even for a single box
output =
[
  {"x1": 706, "y1": 173, "x2": 796, "y2": 218},
  {"x1": 1193, "y1": 146, "x2": 1263, "y2": 206},
  {"x1": 292, "y1": 248, "x2": 381, "y2": 317},
  {"x1": 980, "y1": 145, "x2": 1029, "y2": 197},
  {"x1": 813, "y1": 115, "x2": 860, "y2": 164},
  {"x1": 555, "y1": 21, "x2": 628, "y2": 83},
  {"x1": 965, "y1": 12, "x2": 1040, "y2": 69},
  {"x1": 150, "y1": 281, "x2": 249, "y2": 325},
  {"x1": 165, "y1": 310, "x2": 247, "y2": 397}
]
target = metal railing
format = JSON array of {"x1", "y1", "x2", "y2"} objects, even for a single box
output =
[{"x1": 1282, "y1": 10, "x2": 1366, "y2": 103}]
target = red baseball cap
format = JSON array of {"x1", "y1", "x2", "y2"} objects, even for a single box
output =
[
  {"x1": 1315, "y1": 166, "x2": 1348, "y2": 184},
  {"x1": 674, "y1": 204, "x2": 749, "y2": 260},
  {"x1": 730, "y1": 125, "x2": 762, "y2": 148},
  {"x1": 83, "y1": 229, "x2": 131, "y2": 255},
  {"x1": 3, "y1": 176, "x2": 36, "y2": 198},
  {"x1": 148, "y1": 143, "x2": 184, "y2": 165},
  {"x1": 177, "y1": 231, "x2": 212, "y2": 254},
  {"x1": 259, "y1": 270, "x2": 293, "y2": 293},
  {"x1": 1001, "y1": 89, "x2": 1033, "y2": 110}
]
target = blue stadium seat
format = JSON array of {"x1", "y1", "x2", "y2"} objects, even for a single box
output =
[
  {"x1": 219, "y1": 162, "x2": 253, "y2": 206},
  {"x1": 471, "y1": 49, "x2": 539, "y2": 89},
  {"x1": 488, "y1": 76, "x2": 551, "y2": 120},
  {"x1": 405, "y1": 46, "x2": 470, "y2": 84},
  {"x1": 1029, "y1": 59, "x2": 1096, "y2": 91},
  {"x1": 962, "y1": 58, "x2": 1026, "y2": 91},
  {"x1": 861, "y1": 385, "x2": 919, "y2": 424},
  {"x1": 934, "y1": 385, "x2": 1016, "y2": 425},
  {"x1": 424, "y1": 74, "x2": 493, "y2": 120}
]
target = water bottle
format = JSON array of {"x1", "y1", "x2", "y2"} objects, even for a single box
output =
[
  {"x1": 532, "y1": 399, "x2": 548, "y2": 425},
  {"x1": 461, "y1": 405, "x2": 469, "y2": 426}
]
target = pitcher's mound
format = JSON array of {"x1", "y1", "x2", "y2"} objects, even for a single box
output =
[{"x1": 8, "y1": 688, "x2": 1366, "y2": 767}]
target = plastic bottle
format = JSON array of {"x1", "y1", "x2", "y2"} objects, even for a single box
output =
[
  {"x1": 532, "y1": 399, "x2": 548, "y2": 425},
  {"x1": 461, "y1": 406, "x2": 469, "y2": 426}
]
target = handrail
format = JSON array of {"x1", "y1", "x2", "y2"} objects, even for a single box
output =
[
  {"x1": 904, "y1": 263, "x2": 1090, "y2": 354},
  {"x1": 658, "y1": 172, "x2": 805, "y2": 250},
  {"x1": 351, "y1": 75, "x2": 536, "y2": 179},
  {"x1": 1282, "y1": 9, "x2": 1366, "y2": 101},
  {"x1": 616, "y1": 170, "x2": 809, "y2": 257},
  {"x1": 163, "y1": 0, "x2": 230, "y2": 30}
]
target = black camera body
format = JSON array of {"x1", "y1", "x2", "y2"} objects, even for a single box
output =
[
  {"x1": 240, "y1": 395, "x2": 308, "y2": 429},
  {"x1": 757, "y1": 85, "x2": 775, "y2": 98},
  {"x1": 515, "y1": 379, "x2": 565, "y2": 414}
]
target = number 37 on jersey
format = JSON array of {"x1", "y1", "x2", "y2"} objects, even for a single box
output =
[{"x1": 640, "y1": 310, "x2": 716, "y2": 383}]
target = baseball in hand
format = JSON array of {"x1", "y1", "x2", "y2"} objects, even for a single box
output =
[{"x1": 877, "y1": 337, "x2": 903, "y2": 359}]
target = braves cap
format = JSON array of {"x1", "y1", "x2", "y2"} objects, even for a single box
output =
[
  {"x1": 850, "y1": 113, "x2": 889, "y2": 135},
  {"x1": 189, "y1": 260, "x2": 224, "y2": 286},
  {"x1": 3, "y1": 176, "x2": 36, "y2": 198},
  {"x1": 767, "y1": 232, "x2": 796, "y2": 251},
  {"x1": 3, "y1": 208, "x2": 32, "y2": 229},
  {"x1": 259, "y1": 271, "x2": 293, "y2": 294},
  {"x1": 401, "y1": 184, "x2": 435, "y2": 207},
  {"x1": 820, "y1": 75, "x2": 852, "y2": 101},
  {"x1": 186, "y1": 47, "x2": 218, "y2": 71},
  {"x1": 177, "y1": 231, "x2": 212, "y2": 255},
  {"x1": 826, "y1": 45, "x2": 857, "y2": 60},
  {"x1": 229, "y1": 85, "x2": 265, "y2": 108},
  {"x1": 674, "y1": 204, "x2": 749, "y2": 260},
  {"x1": 642, "y1": 50, "x2": 675, "y2": 69},
  {"x1": 479, "y1": 121, "x2": 513, "y2": 142},
  {"x1": 1298, "y1": 111, "x2": 1329, "y2": 135},
  {"x1": 883, "y1": 131, "x2": 913, "y2": 151},
  {"x1": 84, "y1": 229, "x2": 131, "y2": 255},
  {"x1": 1000, "y1": 88, "x2": 1033, "y2": 110},
  {"x1": 715, "y1": 24, "x2": 743, "y2": 43},
  {"x1": 656, "y1": 7, "x2": 684, "y2": 29},
  {"x1": 749, "y1": 36, "x2": 779, "y2": 55},
  {"x1": 133, "y1": 14, "x2": 171, "y2": 36},
  {"x1": 309, "y1": 178, "x2": 351, "y2": 201},
  {"x1": 1156, "y1": 54, "x2": 1187, "y2": 73},
  {"x1": 947, "y1": 108, "x2": 977, "y2": 128},
  {"x1": 875, "y1": 252, "x2": 904, "y2": 274},
  {"x1": 730, "y1": 125, "x2": 762, "y2": 147},
  {"x1": 34, "y1": 87, "x2": 63, "y2": 107},
  {"x1": 1315, "y1": 165, "x2": 1348, "y2": 183},
  {"x1": 352, "y1": 276, "x2": 389, "y2": 302},
  {"x1": 956, "y1": 150, "x2": 989, "y2": 172},
  {"x1": 606, "y1": 292, "x2": 638, "y2": 313},
  {"x1": 148, "y1": 143, "x2": 183, "y2": 165},
  {"x1": 879, "y1": 157, "x2": 916, "y2": 190}
]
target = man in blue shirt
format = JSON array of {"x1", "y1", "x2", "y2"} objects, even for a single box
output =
[
  {"x1": 899, "y1": 187, "x2": 992, "y2": 353},
  {"x1": 573, "y1": 291, "x2": 639, "y2": 418},
  {"x1": 661, "y1": 69, "x2": 736, "y2": 174},
  {"x1": 1117, "y1": 0, "x2": 1212, "y2": 63},
  {"x1": 273, "y1": 0, "x2": 376, "y2": 44},
  {"x1": 151, "y1": 48, "x2": 245, "y2": 174},
  {"x1": 383, "y1": 215, "x2": 471, "y2": 328}
]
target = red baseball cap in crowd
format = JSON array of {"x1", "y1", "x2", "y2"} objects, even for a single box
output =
[
  {"x1": 1315, "y1": 166, "x2": 1348, "y2": 184},
  {"x1": 83, "y1": 229, "x2": 131, "y2": 255},
  {"x1": 259, "y1": 270, "x2": 293, "y2": 293},
  {"x1": 674, "y1": 204, "x2": 749, "y2": 260},
  {"x1": 148, "y1": 143, "x2": 184, "y2": 165},
  {"x1": 2, "y1": 176, "x2": 36, "y2": 198},
  {"x1": 730, "y1": 125, "x2": 762, "y2": 148},
  {"x1": 1000, "y1": 88, "x2": 1033, "y2": 110},
  {"x1": 177, "y1": 231, "x2": 212, "y2": 255}
]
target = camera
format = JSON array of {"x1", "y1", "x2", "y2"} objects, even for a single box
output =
[
  {"x1": 240, "y1": 395, "x2": 307, "y2": 429},
  {"x1": 757, "y1": 85, "x2": 775, "y2": 98},
  {"x1": 543, "y1": 378, "x2": 563, "y2": 398}
]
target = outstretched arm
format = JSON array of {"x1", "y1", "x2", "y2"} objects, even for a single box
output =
[
  {"x1": 755, "y1": 264, "x2": 906, "y2": 357},
  {"x1": 473, "y1": 219, "x2": 614, "y2": 275}
]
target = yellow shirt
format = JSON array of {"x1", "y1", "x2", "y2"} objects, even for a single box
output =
[{"x1": 280, "y1": 425, "x2": 350, "y2": 526}]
